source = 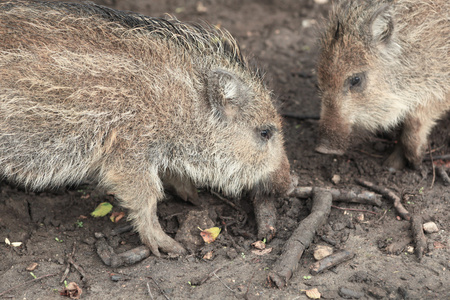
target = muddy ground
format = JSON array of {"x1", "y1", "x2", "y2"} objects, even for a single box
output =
[{"x1": 1, "y1": 0, "x2": 449, "y2": 299}]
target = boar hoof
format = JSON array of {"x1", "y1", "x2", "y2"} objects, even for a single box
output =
[
  {"x1": 384, "y1": 150, "x2": 407, "y2": 170},
  {"x1": 142, "y1": 232, "x2": 187, "y2": 257}
]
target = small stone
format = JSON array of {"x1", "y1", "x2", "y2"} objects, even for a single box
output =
[
  {"x1": 227, "y1": 248, "x2": 238, "y2": 260},
  {"x1": 314, "y1": 245, "x2": 333, "y2": 260},
  {"x1": 367, "y1": 286, "x2": 387, "y2": 299},
  {"x1": 83, "y1": 236, "x2": 97, "y2": 245},
  {"x1": 356, "y1": 213, "x2": 364, "y2": 223},
  {"x1": 332, "y1": 222, "x2": 346, "y2": 231},
  {"x1": 423, "y1": 222, "x2": 438, "y2": 234},
  {"x1": 94, "y1": 232, "x2": 105, "y2": 239},
  {"x1": 339, "y1": 287, "x2": 364, "y2": 299},
  {"x1": 406, "y1": 245, "x2": 414, "y2": 254},
  {"x1": 331, "y1": 174, "x2": 341, "y2": 185}
]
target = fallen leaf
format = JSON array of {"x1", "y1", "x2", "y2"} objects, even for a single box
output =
[
  {"x1": 26, "y1": 262, "x2": 38, "y2": 271},
  {"x1": 202, "y1": 251, "x2": 213, "y2": 260},
  {"x1": 60, "y1": 282, "x2": 82, "y2": 299},
  {"x1": 251, "y1": 247, "x2": 272, "y2": 256},
  {"x1": 251, "y1": 240, "x2": 266, "y2": 250},
  {"x1": 90, "y1": 202, "x2": 113, "y2": 217},
  {"x1": 302, "y1": 287, "x2": 321, "y2": 299},
  {"x1": 200, "y1": 227, "x2": 221, "y2": 243},
  {"x1": 433, "y1": 241, "x2": 445, "y2": 249},
  {"x1": 110, "y1": 211, "x2": 125, "y2": 223}
]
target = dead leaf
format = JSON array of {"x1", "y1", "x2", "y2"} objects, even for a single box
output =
[
  {"x1": 26, "y1": 262, "x2": 38, "y2": 271},
  {"x1": 60, "y1": 282, "x2": 82, "y2": 299},
  {"x1": 433, "y1": 241, "x2": 446, "y2": 249},
  {"x1": 251, "y1": 240, "x2": 266, "y2": 250},
  {"x1": 110, "y1": 211, "x2": 125, "y2": 223},
  {"x1": 302, "y1": 287, "x2": 321, "y2": 299},
  {"x1": 251, "y1": 247, "x2": 272, "y2": 256},
  {"x1": 200, "y1": 227, "x2": 221, "y2": 243}
]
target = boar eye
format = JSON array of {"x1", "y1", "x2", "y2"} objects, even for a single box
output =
[
  {"x1": 347, "y1": 72, "x2": 365, "y2": 91},
  {"x1": 260, "y1": 129, "x2": 272, "y2": 140},
  {"x1": 350, "y1": 76, "x2": 361, "y2": 87}
]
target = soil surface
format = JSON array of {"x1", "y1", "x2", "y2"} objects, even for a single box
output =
[{"x1": 1, "y1": 1, "x2": 449, "y2": 299}]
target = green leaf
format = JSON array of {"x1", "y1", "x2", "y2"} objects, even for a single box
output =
[{"x1": 91, "y1": 202, "x2": 113, "y2": 217}]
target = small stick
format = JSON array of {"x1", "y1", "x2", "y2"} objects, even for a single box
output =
[
  {"x1": 310, "y1": 250, "x2": 356, "y2": 275},
  {"x1": 148, "y1": 277, "x2": 170, "y2": 300},
  {"x1": 355, "y1": 179, "x2": 410, "y2": 220},
  {"x1": 211, "y1": 191, "x2": 241, "y2": 210},
  {"x1": 146, "y1": 282, "x2": 154, "y2": 300},
  {"x1": 190, "y1": 266, "x2": 225, "y2": 286},
  {"x1": 293, "y1": 186, "x2": 382, "y2": 207},
  {"x1": 0, "y1": 273, "x2": 58, "y2": 297},
  {"x1": 268, "y1": 189, "x2": 332, "y2": 288},
  {"x1": 411, "y1": 215, "x2": 427, "y2": 261},
  {"x1": 436, "y1": 166, "x2": 450, "y2": 186},
  {"x1": 213, "y1": 272, "x2": 235, "y2": 293},
  {"x1": 423, "y1": 153, "x2": 450, "y2": 161},
  {"x1": 331, "y1": 205, "x2": 377, "y2": 215},
  {"x1": 356, "y1": 149, "x2": 384, "y2": 158},
  {"x1": 429, "y1": 144, "x2": 436, "y2": 189}
]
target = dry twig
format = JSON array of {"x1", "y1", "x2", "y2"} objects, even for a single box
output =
[
  {"x1": 293, "y1": 186, "x2": 382, "y2": 207},
  {"x1": 189, "y1": 266, "x2": 225, "y2": 286},
  {"x1": 331, "y1": 205, "x2": 377, "y2": 215},
  {"x1": 268, "y1": 189, "x2": 332, "y2": 288},
  {"x1": 355, "y1": 179, "x2": 410, "y2": 220},
  {"x1": 148, "y1": 277, "x2": 170, "y2": 300},
  {"x1": 146, "y1": 282, "x2": 154, "y2": 300},
  {"x1": 0, "y1": 273, "x2": 58, "y2": 297},
  {"x1": 61, "y1": 242, "x2": 88, "y2": 284},
  {"x1": 310, "y1": 250, "x2": 356, "y2": 275}
]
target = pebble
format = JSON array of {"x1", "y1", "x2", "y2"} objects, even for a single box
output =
[
  {"x1": 331, "y1": 174, "x2": 341, "y2": 185},
  {"x1": 423, "y1": 222, "x2": 439, "y2": 234},
  {"x1": 339, "y1": 287, "x2": 364, "y2": 299},
  {"x1": 313, "y1": 245, "x2": 333, "y2": 260}
]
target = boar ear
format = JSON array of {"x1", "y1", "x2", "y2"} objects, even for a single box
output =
[
  {"x1": 207, "y1": 69, "x2": 250, "y2": 121},
  {"x1": 369, "y1": 4, "x2": 394, "y2": 44}
]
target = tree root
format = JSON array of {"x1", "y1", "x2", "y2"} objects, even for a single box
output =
[
  {"x1": 267, "y1": 189, "x2": 332, "y2": 288},
  {"x1": 355, "y1": 179, "x2": 410, "y2": 220},
  {"x1": 411, "y1": 215, "x2": 427, "y2": 261},
  {"x1": 292, "y1": 186, "x2": 382, "y2": 207}
]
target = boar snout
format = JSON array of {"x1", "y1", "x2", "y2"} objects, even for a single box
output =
[{"x1": 315, "y1": 106, "x2": 352, "y2": 156}]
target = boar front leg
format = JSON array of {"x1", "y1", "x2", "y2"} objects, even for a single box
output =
[
  {"x1": 102, "y1": 167, "x2": 186, "y2": 257},
  {"x1": 385, "y1": 103, "x2": 448, "y2": 169}
]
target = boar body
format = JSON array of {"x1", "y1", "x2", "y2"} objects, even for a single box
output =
[
  {"x1": 0, "y1": 0, "x2": 290, "y2": 256},
  {"x1": 316, "y1": 0, "x2": 449, "y2": 169}
]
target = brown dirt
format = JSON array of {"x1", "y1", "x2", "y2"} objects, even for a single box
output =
[{"x1": 1, "y1": 1, "x2": 449, "y2": 299}]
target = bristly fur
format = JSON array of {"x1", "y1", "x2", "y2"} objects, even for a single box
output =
[{"x1": 1, "y1": 0, "x2": 246, "y2": 67}]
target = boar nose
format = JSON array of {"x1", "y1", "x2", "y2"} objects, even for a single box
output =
[{"x1": 315, "y1": 138, "x2": 346, "y2": 155}]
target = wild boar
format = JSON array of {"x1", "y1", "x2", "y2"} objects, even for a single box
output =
[
  {"x1": 316, "y1": 0, "x2": 449, "y2": 169},
  {"x1": 0, "y1": 0, "x2": 290, "y2": 256}
]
